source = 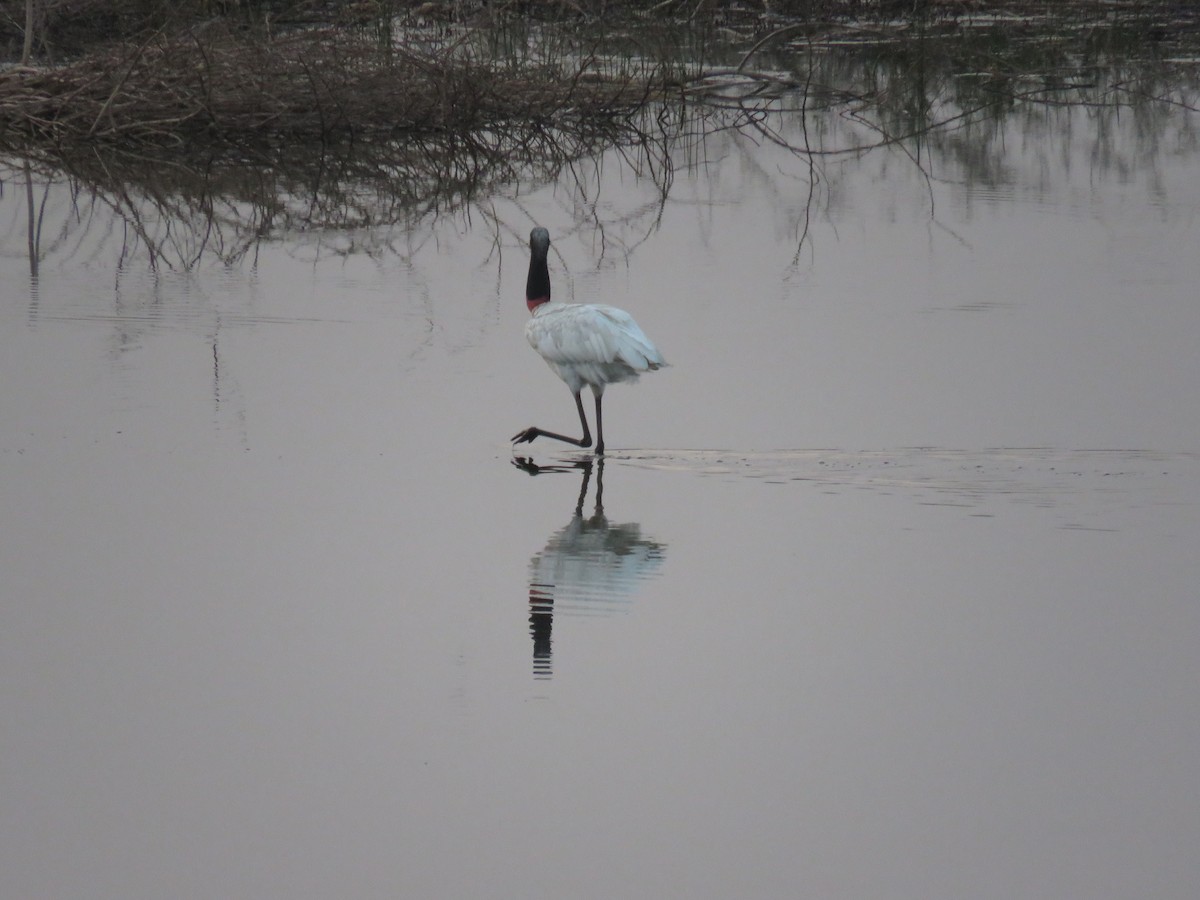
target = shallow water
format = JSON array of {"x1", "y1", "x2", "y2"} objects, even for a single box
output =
[{"x1": 3, "y1": 61, "x2": 1200, "y2": 899}]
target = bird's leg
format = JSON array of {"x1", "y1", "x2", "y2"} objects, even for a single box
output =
[
  {"x1": 511, "y1": 391, "x2": 593, "y2": 449},
  {"x1": 575, "y1": 390, "x2": 593, "y2": 447},
  {"x1": 593, "y1": 392, "x2": 605, "y2": 455}
]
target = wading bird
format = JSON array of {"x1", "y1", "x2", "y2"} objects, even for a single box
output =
[{"x1": 512, "y1": 228, "x2": 666, "y2": 455}]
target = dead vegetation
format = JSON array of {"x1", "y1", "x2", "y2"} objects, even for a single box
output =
[
  {"x1": 1, "y1": 0, "x2": 1198, "y2": 156},
  {"x1": 2, "y1": 1, "x2": 1196, "y2": 153},
  {"x1": 0, "y1": 22, "x2": 676, "y2": 147}
]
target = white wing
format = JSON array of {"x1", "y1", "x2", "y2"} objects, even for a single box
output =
[{"x1": 526, "y1": 303, "x2": 666, "y2": 392}]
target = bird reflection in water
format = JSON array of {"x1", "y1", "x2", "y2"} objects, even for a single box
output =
[{"x1": 513, "y1": 457, "x2": 666, "y2": 680}]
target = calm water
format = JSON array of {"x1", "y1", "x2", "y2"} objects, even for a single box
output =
[{"x1": 2, "y1": 49, "x2": 1199, "y2": 899}]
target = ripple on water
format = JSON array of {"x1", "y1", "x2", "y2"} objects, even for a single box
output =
[{"x1": 600, "y1": 447, "x2": 1196, "y2": 528}]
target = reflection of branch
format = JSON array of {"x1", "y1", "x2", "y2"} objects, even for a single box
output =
[
  {"x1": 1099, "y1": 81, "x2": 1200, "y2": 113},
  {"x1": 795, "y1": 35, "x2": 817, "y2": 262},
  {"x1": 23, "y1": 157, "x2": 38, "y2": 278},
  {"x1": 737, "y1": 23, "x2": 810, "y2": 74},
  {"x1": 0, "y1": 100, "x2": 704, "y2": 272}
]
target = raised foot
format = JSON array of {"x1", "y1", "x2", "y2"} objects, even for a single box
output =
[
  {"x1": 511, "y1": 427, "x2": 539, "y2": 445},
  {"x1": 510, "y1": 426, "x2": 592, "y2": 449}
]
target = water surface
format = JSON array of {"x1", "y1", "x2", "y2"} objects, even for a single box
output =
[{"x1": 2, "y1": 45, "x2": 1199, "y2": 900}]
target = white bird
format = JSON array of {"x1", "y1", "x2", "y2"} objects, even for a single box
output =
[{"x1": 512, "y1": 227, "x2": 667, "y2": 455}]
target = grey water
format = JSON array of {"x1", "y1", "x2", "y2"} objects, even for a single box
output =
[{"x1": 2, "y1": 46, "x2": 1199, "y2": 900}]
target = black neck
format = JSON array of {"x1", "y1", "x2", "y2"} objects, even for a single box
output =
[{"x1": 526, "y1": 254, "x2": 550, "y2": 302}]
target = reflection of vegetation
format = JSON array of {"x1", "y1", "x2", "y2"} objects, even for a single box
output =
[
  {"x1": 2, "y1": 2, "x2": 1197, "y2": 269},
  {"x1": 1, "y1": 102, "x2": 701, "y2": 269},
  {"x1": 725, "y1": 7, "x2": 1200, "y2": 146}
]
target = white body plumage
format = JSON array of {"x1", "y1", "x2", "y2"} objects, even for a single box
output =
[{"x1": 525, "y1": 302, "x2": 666, "y2": 397}]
